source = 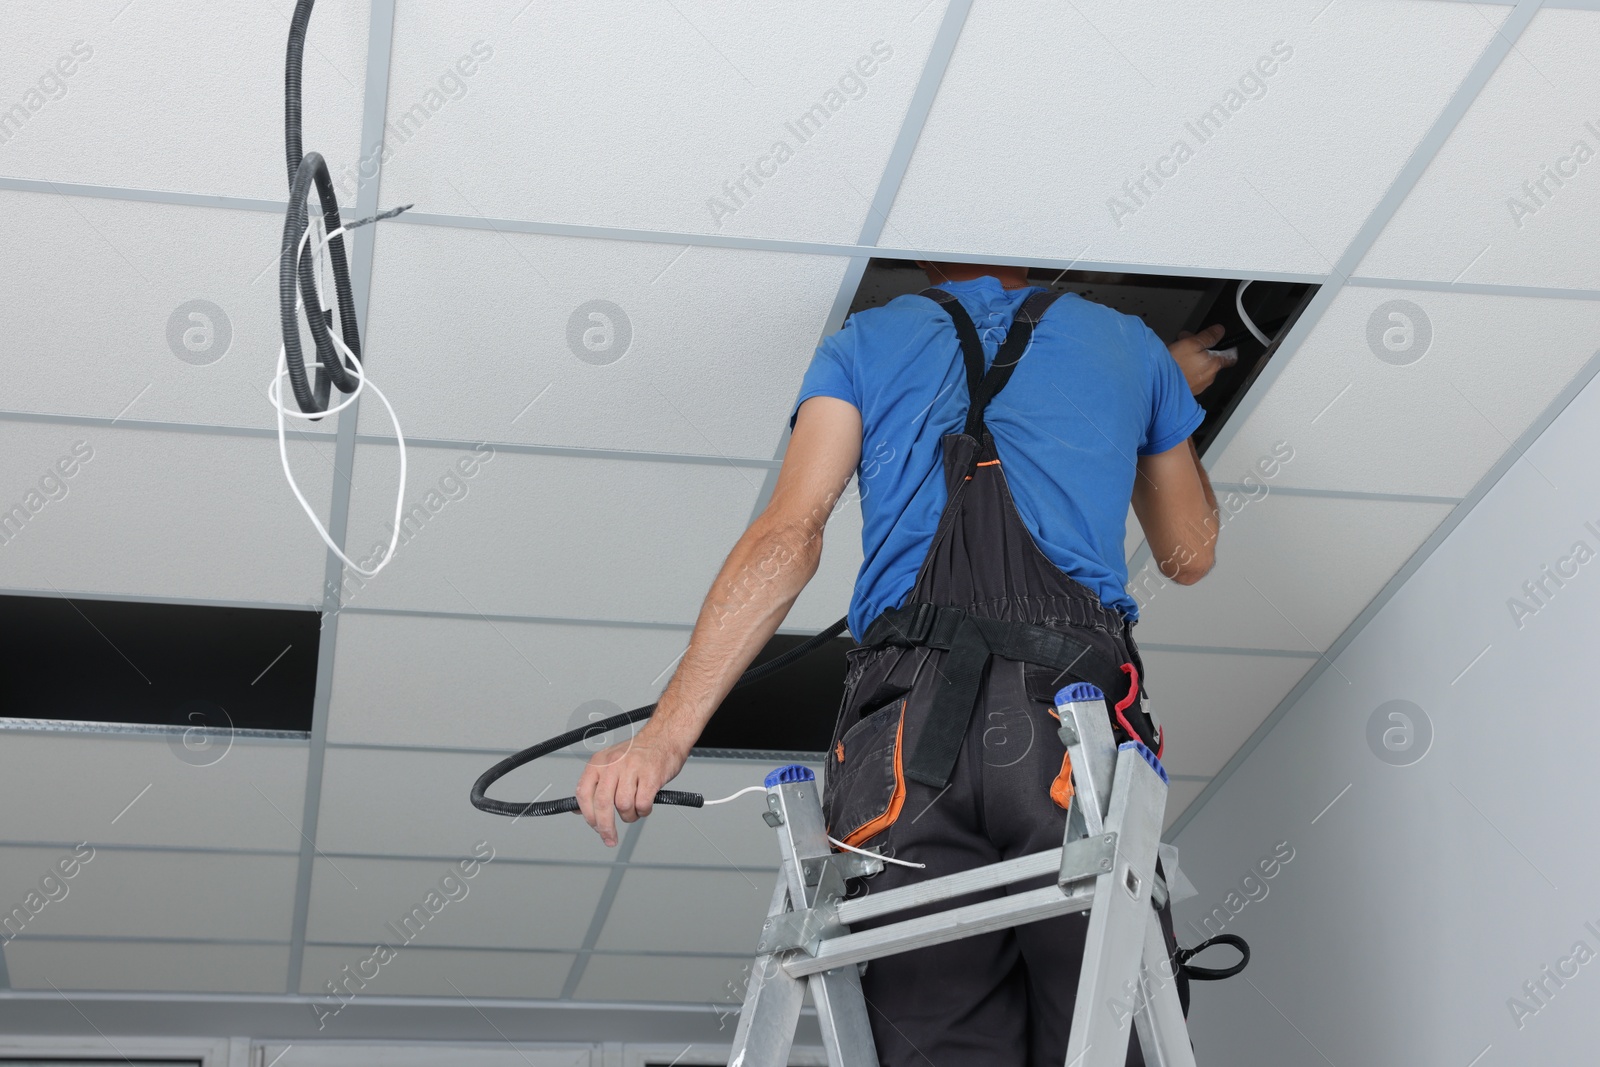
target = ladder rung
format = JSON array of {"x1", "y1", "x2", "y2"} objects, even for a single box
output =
[
  {"x1": 836, "y1": 846, "x2": 1064, "y2": 926},
  {"x1": 785, "y1": 882, "x2": 1093, "y2": 978}
]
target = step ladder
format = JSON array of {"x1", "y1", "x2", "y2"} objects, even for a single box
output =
[{"x1": 728, "y1": 683, "x2": 1195, "y2": 1067}]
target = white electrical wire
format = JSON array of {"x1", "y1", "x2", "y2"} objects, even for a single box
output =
[
  {"x1": 701, "y1": 785, "x2": 767, "y2": 806},
  {"x1": 828, "y1": 835, "x2": 925, "y2": 869},
  {"x1": 1235, "y1": 279, "x2": 1272, "y2": 347},
  {"x1": 268, "y1": 215, "x2": 408, "y2": 580},
  {"x1": 699, "y1": 783, "x2": 925, "y2": 868}
]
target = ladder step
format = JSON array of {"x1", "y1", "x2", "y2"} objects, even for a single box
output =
[
  {"x1": 835, "y1": 846, "x2": 1063, "y2": 926},
  {"x1": 786, "y1": 882, "x2": 1093, "y2": 978}
]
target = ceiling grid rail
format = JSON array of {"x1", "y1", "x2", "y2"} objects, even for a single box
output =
[{"x1": 283, "y1": 0, "x2": 400, "y2": 996}]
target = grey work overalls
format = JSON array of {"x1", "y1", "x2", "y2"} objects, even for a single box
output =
[{"x1": 822, "y1": 287, "x2": 1185, "y2": 1066}]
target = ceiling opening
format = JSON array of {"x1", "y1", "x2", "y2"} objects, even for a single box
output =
[
  {"x1": 0, "y1": 594, "x2": 319, "y2": 735},
  {"x1": 706, "y1": 261, "x2": 1319, "y2": 758}
]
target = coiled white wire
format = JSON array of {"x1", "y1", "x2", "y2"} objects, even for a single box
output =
[
  {"x1": 701, "y1": 784, "x2": 925, "y2": 868},
  {"x1": 268, "y1": 215, "x2": 408, "y2": 580},
  {"x1": 1235, "y1": 279, "x2": 1272, "y2": 347}
]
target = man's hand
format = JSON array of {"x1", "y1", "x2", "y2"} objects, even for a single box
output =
[
  {"x1": 1168, "y1": 324, "x2": 1230, "y2": 396},
  {"x1": 576, "y1": 725, "x2": 690, "y2": 847}
]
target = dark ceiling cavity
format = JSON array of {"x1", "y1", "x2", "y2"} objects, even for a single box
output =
[{"x1": 0, "y1": 594, "x2": 319, "y2": 735}]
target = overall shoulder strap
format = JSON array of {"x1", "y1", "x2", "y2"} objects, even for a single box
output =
[{"x1": 919, "y1": 287, "x2": 1068, "y2": 438}]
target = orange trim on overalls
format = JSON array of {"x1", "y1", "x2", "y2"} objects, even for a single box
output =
[{"x1": 842, "y1": 700, "x2": 908, "y2": 847}]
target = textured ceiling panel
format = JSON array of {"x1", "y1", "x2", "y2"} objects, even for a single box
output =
[
  {"x1": 338, "y1": 443, "x2": 760, "y2": 622},
  {"x1": 575, "y1": 952, "x2": 751, "y2": 1006},
  {"x1": 628, "y1": 759, "x2": 821, "y2": 870},
  {"x1": 1140, "y1": 650, "x2": 1312, "y2": 780},
  {"x1": 0, "y1": 734, "x2": 307, "y2": 852},
  {"x1": 2, "y1": 939, "x2": 289, "y2": 993},
  {"x1": 594, "y1": 867, "x2": 770, "y2": 954},
  {"x1": 315, "y1": 746, "x2": 606, "y2": 864},
  {"x1": 885, "y1": 0, "x2": 1506, "y2": 273},
  {"x1": 1, "y1": 0, "x2": 365, "y2": 199},
  {"x1": 304, "y1": 856, "x2": 608, "y2": 951},
  {"x1": 1358, "y1": 8, "x2": 1600, "y2": 289},
  {"x1": 327, "y1": 612, "x2": 691, "y2": 750},
  {"x1": 381, "y1": 0, "x2": 943, "y2": 242},
  {"x1": 1131, "y1": 495, "x2": 1455, "y2": 652},
  {"x1": 1210, "y1": 288, "x2": 1600, "y2": 497},
  {"x1": 297, "y1": 944, "x2": 574, "y2": 1000},
  {"x1": 357, "y1": 225, "x2": 847, "y2": 459},
  {"x1": 0, "y1": 192, "x2": 333, "y2": 433},
  {"x1": 0, "y1": 424, "x2": 333, "y2": 605},
  {"x1": 0, "y1": 846, "x2": 297, "y2": 940}
]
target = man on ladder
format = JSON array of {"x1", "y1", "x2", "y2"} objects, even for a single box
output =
[{"x1": 577, "y1": 261, "x2": 1227, "y2": 1064}]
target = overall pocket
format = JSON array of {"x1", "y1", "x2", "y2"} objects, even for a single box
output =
[{"x1": 823, "y1": 698, "x2": 907, "y2": 848}]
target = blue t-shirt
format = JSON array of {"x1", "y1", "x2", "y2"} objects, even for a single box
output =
[{"x1": 791, "y1": 276, "x2": 1203, "y2": 638}]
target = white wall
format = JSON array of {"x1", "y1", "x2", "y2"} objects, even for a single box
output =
[{"x1": 1171, "y1": 349, "x2": 1600, "y2": 1064}]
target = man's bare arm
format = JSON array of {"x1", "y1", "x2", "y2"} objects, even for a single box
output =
[
  {"x1": 576, "y1": 396, "x2": 862, "y2": 845},
  {"x1": 1132, "y1": 327, "x2": 1226, "y2": 584}
]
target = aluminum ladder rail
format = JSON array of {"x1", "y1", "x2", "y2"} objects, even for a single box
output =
[{"x1": 727, "y1": 683, "x2": 1195, "y2": 1067}]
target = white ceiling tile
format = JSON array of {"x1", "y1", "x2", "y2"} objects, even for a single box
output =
[
  {"x1": 575, "y1": 952, "x2": 752, "y2": 1006},
  {"x1": 0, "y1": 424, "x2": 333, "y2": 604},
  {"x1": 382, "y1": 0, "x2": 943, "y2": 242},
  {"x1": 357, "y1": 225, "x2": 847, "y2": 459},
  {"x1": 1358, "y1": 8, "x2": 1600, "y2": 289},
  {"x1": 2, "y1": 939, "x2": 289, "y2": 993},
  {"x1": 1210, "y1": 287, "x2": 1600, "y2": 497},
  {"x1": 0, "y1": 846, "x2": 296, "y2": 940},
  {"x1": 629, "y1": 759, "x2": 820, "y2": 869},
  {"x1": 304, "y1": 856, "x2": 608, "y2": 951},
  {"x1": 3, "y1": 0, "x2": 365, "y2": 200},
  {"x1": 1139, "y1": 650, "x2": 1313, "y2": 779},
  {"x1": 315, "y1": 746, "x2": 610, "y2": 864},
  {"x1": 1131, "y1": 495, "x2": 1455, "y2": 652},
  {"x1": 886, "y1": 0, "x2": 1505, "y2": 273},
  {"x1": 594, "y1": 867, "x2": 771, "y2": 954},
  {"x1": 327, "y1": 612, "x2": 692, "y2": 750},
  {"x1": 0, "y1": 734, "x2": 307, "y2": 852},
  {"x1": 298, "y1": 945, "x2": 574, "y2": 1000},
  {"x1": 1163, "y1": 778, "x2": 1209, "y2": 833},
  {"x1": 338, "y1": 444, "x2": 760, "y2": 622},
  {"x1": 0, "y1": 191, "x2": 338, "y2": 434}
]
